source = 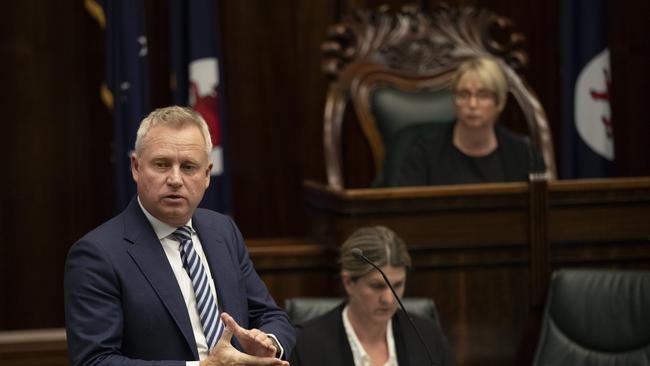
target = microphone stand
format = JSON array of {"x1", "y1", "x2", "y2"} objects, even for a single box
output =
[{"x1": 351, "y1": 248, "x2": 435, "y2": 366}]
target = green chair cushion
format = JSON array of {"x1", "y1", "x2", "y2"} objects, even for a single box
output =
[
  {"x1": 371, "y1": 86, "x2": 456, "y2": 145},
  {"x1": 372, "y1": 121, "x2": 454, "y2": 187},
  {"x1": 369, "y1": 86, "x2": 456, "y2": 187}
]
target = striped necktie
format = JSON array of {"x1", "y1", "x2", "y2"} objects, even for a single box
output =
[{"x1": 173, "y1": 226, "x2": 224, "y2": 350}]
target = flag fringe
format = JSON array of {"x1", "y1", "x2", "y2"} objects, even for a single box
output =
[
  {"x1": 100, "y1": 82, "x2": 114, "y2": 110},
  {"x1": 84, "y1": 0, "x2": 106, "y2": 29}
]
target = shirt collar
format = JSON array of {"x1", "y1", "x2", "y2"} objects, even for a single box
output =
[
  {"x1": 137, "y1": 196, "x2": 194, "y2": 241},
  {"x1": 342, "y1": 305, "x2": 397, "y2": 366}
]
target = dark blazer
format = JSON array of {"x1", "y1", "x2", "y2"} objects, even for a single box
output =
[
  {"x1": 64, "y1": 198, "x2": 295, "y2": 366},
  {"x1": 398, "y1": 122, "x2": 546, "y2": 186},
  {"x1": 289, "y1": 303, "x2": 453, "y2": 366}
]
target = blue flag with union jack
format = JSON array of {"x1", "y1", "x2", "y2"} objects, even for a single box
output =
[
  {"x1": 169, "y1": 0, "x2": 232, "y2": 214},
  {"x1": 560, "y1": 0, "x2": 614, "y2": 178},
  {"x1": 86, "y1": 0, "x2": 151, "y2": 212}
]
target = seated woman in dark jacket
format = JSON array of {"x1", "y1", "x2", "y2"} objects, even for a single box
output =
[
  {"x1": 398, "y1": 57, "x2": 545, "y2": 186},
  {"x1": 289, "y1": 226, "x2": 453, "y2": 366}
]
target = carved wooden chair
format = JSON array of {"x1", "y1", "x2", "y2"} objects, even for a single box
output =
[{"x1": 321, "y1": 4, "x2": 556, "y2": 189}]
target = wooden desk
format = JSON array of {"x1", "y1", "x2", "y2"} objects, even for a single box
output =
[
  {"x1": 547, "y1": 178, "x2": 650, "y2": 262},
  {"x1": 304, "y1": 179, "x2": 532, "y2": 248},
  {"x1": 304, "y1": 177, "x2": 650, "y2": 246},
  {"x1": 0, "y1": 328, "x2": 67, "y2": 366}
]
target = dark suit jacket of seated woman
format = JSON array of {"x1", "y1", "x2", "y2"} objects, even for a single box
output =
[{"x1": 289, "y1": 301, "x2": 453, "y2": 366}]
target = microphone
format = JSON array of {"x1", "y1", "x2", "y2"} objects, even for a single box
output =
[{"x1": 350, "y1": 248, "x2": 435, "y2": 366}]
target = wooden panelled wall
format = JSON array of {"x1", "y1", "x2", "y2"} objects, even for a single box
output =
[{"x1": 2, "y1": 0, "x2": 650, "y2": 348}]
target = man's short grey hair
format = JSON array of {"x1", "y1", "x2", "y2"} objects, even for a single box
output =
[{"x1": 134, "y1": 106, "x2": 213, "y2": 157}]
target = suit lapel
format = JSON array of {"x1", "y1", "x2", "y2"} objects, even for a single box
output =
[
  {"x1": 122, "y1": 199, "x2": 199, "y2": 360},
  {"x1": 393, "y1": 312, "x2": 411, "y2": 366},
  {"x1": 334, "y1": 305, "x2": 357, "y2": 366},
  {"x1": 192, "y1": 212, "x2": 245, "y2": 325}
]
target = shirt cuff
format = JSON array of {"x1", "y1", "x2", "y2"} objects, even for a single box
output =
[
  {"x1": 267, "y1": 333, "x2": 284, "y2": 359},
  {"x1": 187, "y1": 362, "x2": 199, "y2": 366}
]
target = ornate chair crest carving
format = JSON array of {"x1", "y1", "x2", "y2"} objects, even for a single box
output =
[{"x1": 321, "y1": 4, "x2": 556, "y2": 189}]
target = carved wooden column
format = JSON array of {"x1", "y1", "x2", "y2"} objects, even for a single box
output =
[{"x1": 528, "y1": 172, "x2": 550, "y2": 308}]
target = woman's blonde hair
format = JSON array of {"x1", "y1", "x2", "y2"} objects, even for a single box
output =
[
  {"x1": 452, "y1": 56, "x2": 509, "y2": 111},
  {"x1": 339, "y1": 226, "x2": 411, "y2": 279}
]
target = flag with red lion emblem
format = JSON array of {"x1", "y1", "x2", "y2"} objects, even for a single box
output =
[
  {"x1": 560, "y1": 0, "x2": 614, "y2": 178},
  {"x1": 169, "y1": 0, "x2": 232, "y2": 213}
]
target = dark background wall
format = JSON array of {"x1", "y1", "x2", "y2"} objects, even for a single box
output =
[{"x1": 1, "y1": 0, "x2": 649, "y2": 330}]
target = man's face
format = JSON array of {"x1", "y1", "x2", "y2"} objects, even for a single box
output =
[
  {"x1": 454, "y1": 71, "x2": 500, "y2": 130},
  {"x1": 131, "y1": 123, "x2": 212, "y2": 227},
  {"x1": 344, "y1": 265, "x2": 407, "y2": 325}
]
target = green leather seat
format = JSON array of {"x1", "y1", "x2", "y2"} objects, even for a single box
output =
[
  {"x1": 285, "y1": 297, "x2": 440, "y2": 327},
  {"x1": 370, "y1": 86, "x2": 455, "y2": 187},
  {"x1": 371, "y1": 86, "x2": 456, "y2": 145},
  {"x1": 533, "y1": 269, "x2": 650, "y2": 366},
  {"x1": 372, "y1": 122, "x2": 452, "y2": 187}
]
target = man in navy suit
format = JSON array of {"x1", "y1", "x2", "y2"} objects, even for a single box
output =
[{"x1": 64, "y1": 106, "x2": 294, "y2": 366}]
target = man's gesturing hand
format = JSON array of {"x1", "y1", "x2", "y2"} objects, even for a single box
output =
[
  {"x1": 221, "y1": 312, "x2": 279, "y2": 358},
  {"x1": 200, "y1": 312, "x2": 288, "y2": 366}
]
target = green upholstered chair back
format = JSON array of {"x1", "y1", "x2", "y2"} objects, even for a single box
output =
[
  {"x1": 533, "y1": 269, "x2": 650, "y2": 366},
  {"x1": 372, "y1": 122, "x2": 453, "y2": 187},
  {"x1": 370, "y1": 83, "x2": 456, "y2": 187},
  {"x1": 371, "y1": 87, "x2": 456, "y2": 146},
  {"x1": 368, "y1": 86, "x2": 456, "y2": 187},
  {"x1": 285, "y1": 297, "x2": 440, "y2": 327},
  {"x1": 321, "y1": 5, "x2": 556, "y2": 189}
]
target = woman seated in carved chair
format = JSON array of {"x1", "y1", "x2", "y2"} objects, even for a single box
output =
[{"x1": 397, "y1": 56, "x2": 545, "y2": 186}]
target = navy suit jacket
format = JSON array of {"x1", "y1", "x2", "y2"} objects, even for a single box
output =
[{"x1": 64, "y1": 198, "x2": 295, "y2": 365}]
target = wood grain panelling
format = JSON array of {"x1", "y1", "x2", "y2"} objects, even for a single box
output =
[
  {"x1": 2, "y1": 1, "x2": 113, "y2": 329},
  {"x1": 220, "y1": 0, "x2": 333, "y2": 237},
  {"x1": 408, "y1": 268, "x2": 530, "y2": 366},
  {"x1": 247, "y1": 237, "x2": 341, "y2": 305},
  {"x1": 0, "y1": 328, "x2": 68, "y2": 366}
]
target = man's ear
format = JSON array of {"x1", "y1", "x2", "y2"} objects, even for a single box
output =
[
  {"x1": 204, "y1": 161, "x2": 213, "y2": 188},
  {"x1": 130, "y1": 153, "x2": 140, "y2": 183}
]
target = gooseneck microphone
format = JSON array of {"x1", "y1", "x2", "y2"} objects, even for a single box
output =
[{"x1": 350, "y1": 248, "x2": 435, "y2": 366}]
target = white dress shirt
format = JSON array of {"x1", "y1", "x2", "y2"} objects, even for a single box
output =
[
  {"x1": 138, "y1": 199, "x2": 215, "y2": 365},
  {"x1": 342, "y1": 305, "x2": 399, "y2": 366}
]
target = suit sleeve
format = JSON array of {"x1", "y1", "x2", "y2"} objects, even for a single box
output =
[
  {"x1": 226, "y1": 217, "x2": 296, "y2": 359},
  {"x1": 64, "y1": 239, "x2": 184, "y2": 366}
]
